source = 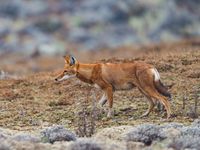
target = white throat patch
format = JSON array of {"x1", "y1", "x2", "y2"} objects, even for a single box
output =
[{"x1": 58, "y1": 74, "x2": 76, "y2": 81}]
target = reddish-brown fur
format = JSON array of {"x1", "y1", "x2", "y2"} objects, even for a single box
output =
[{"x1": 55, "y1": 55, "x2": 171, "y2": 118}]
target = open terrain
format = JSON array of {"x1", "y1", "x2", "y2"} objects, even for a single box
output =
[{"x1": 0, "y1": 40, "x2": 200, "y2": 134}]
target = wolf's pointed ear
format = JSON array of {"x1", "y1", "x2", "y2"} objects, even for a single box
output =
[
  {"x1": 63, "y1": 56, "x2": 67, "y2": 63},
  {"x1": 69, "y1": 56, "x2": 76, "y2": 66},
  {"x1": 63, "y1": 55, "x2": 66, "y2": 59}
]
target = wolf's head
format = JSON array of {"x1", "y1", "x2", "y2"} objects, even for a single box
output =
[{"x1": 55, "y1": 55, "x2": 78, "y2": 81}]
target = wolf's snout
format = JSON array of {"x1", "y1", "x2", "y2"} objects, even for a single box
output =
[{"x1": 55, "y1": 78, "x2": 58, "y2": 81}]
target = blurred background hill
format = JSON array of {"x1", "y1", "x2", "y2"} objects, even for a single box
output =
[{"x1": 0, "y1": 0, "x2": 199, "y2": 55}]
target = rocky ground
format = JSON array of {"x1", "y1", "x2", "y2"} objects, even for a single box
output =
[
  {"x1": 1, "y1": 120, "x2": 200, "y2": 150},
  {"x1": 0, "y1": 40, "x2": 200, "y2": 149}
]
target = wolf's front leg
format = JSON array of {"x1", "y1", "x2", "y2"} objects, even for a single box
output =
[
  {"x1": 106, "y1": 86, "x2": 114, "y2": 118},
  {"x1": 94, "y1": 79, "x2": 114, "y2": 118},
  {"x1": 98, "y1": 93, "x2": 107, "y2": 107}
]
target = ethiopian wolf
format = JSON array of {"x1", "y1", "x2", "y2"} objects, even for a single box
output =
[{"x1": 55, "y1": 55, "x2": 171, "y2": 119}]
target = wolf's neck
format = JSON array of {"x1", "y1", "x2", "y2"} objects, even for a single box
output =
[{"x1": 76, "y1": 63, "x2": 96, "y2": 83}]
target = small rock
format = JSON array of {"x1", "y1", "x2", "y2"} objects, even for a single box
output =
[
  {"x1": 41, "y1": 125, "x2": 76, "y2": 143},
  {"x1": 124, "y1": 124, "x2": 166, "y2": 145}
]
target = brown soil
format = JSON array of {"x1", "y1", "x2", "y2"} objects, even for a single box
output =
[{"x1": 0, "y1": 39, "x2": 200, "y2": 132}]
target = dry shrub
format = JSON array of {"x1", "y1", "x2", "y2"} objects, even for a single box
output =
[{"x1": 75, "y1": 89, "x2": 98, "y2": 137}]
